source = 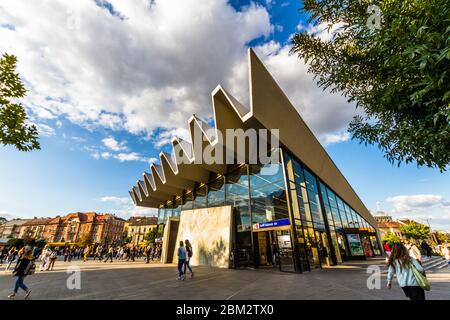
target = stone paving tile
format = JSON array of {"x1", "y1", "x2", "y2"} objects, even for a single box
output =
[{"x1": 0, "y1": 259, "x2": 448, "y2": 300}]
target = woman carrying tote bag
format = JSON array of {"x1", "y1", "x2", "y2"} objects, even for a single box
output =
[{"x1": 387, "y1": 243, "x2": 430, "y2": 300}]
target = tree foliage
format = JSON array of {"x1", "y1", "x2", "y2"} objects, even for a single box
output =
[
  {"x1": 78, "y1": 233, "x2": 93, "y2": 247},
  {"x1": 291, "y1": 0, "x2": 450, "y2": 171},
  {"x1": 0, "y1": 53, "x2": 40, "y2": 151},
  {"x1": 400, "y1": 221, "x2": 430, "y2": 240},
  {"x1": 144, "y1": 228, "x2": 158, "y2": 244},
  {"x1": 436, "y1": 231, "x2": 450, "y2": 243},
  {"x1": 382, "y1": 231, "x2": 402, "y2": 246}
]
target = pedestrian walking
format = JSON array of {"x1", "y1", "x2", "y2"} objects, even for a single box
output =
[
  {"x1": 404, "y1": 239, "x2": 422, "y2": 263},
  {"x1": 184, "y1": 239, "x2": 194, "y2": 278},
  {"x1": 49, "y1": 248, "x2": 58, "y2": 271},
  {"x1": 177, "y1": 241, "x2": 186, "y2": 281},
  {"x1": 5, "y1": 247, "x2": 18, "y2": 271},
  {"x1": 39, "y1": 246, "x2": 51, "y2": 271},
  {"x1": 443, "y1": 245, "x2": 450, "y2": 264},
  {"x1": 0, "y1": 247, "x2": 8, "y2": 265},
  {"x1": 421, "y1": 241, "x2": 432, "y2": 258},
  {"x1": 145, "y1": 245, "x2": 151, "y2": 263},
  {"x1": 83, "y1": 246, "x2": 90, "y2": 262},
  {"x1": 63, "y1": 247, "x2": 70, "y2": 262},
  {"x1": 104, "y1": 246, "x2": 113, "y2": 263},
  {"x1": 383, "y1": 242, "x2": 391, "y2": 257},
  {"x1": 387, "y1": 243, "x2": 428, "y2": 300},
  {"x1": 8, "y1": 246, "x2": 34, "y2": 299}
]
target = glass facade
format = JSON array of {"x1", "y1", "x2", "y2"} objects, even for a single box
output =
[{"x1": 156, "y1": 147, "x2": 381, "y2": 272}]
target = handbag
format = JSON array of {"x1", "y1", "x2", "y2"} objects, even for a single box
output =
[{"x1": 410, "y1": 262, "x2": 430, "y2": 291}]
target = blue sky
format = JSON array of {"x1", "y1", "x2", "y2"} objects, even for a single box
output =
[{"x1": 0, "y1": 0, "x2": 449, "y2": 231}]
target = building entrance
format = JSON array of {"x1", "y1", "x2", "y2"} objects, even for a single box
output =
[{"x1": 253, "y1": 229, "x2": 295, "y2": 272}]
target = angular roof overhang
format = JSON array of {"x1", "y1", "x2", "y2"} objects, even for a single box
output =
[{"x1": 129, "y1": 48, "x2": 377, "y2": 228}]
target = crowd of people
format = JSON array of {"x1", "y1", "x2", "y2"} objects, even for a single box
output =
[
  {"x1": 0, "y1": 241, "x2": 164, "y2": 299},
  {"x1": 383, "y1": 239, "x2": 450, "y2": 263}
]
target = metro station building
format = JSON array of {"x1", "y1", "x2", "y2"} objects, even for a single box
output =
[{"x1": 130, "y1": 49, "x2": 382, "y2": 273}]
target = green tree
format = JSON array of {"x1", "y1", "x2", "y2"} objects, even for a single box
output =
[
  {"x1": 382, "y1": 231, "x2": 402, "y2": 246},
  {"x1": 291, "y1": 0, "x2": 450, "y2": 171},
  {"x1": 144, "y1": 228, "x2": 157, "y2": 244},
  {"x1": 400, "y1": 221, "x2": 430, "y2": 240},
  {"x1": 0, "y1": 53, "x2": 40, "y2": 151},
  {"x1": 78, "y1": 233, "x2": 93, "y2": 247},
  {"x1": 437, "y1": 231, "x2": 450, "y2": 243},
  {"x1": 6, "y1": 236, "x2": 24, "y2": 248},
  {"x1": 123, "y1": 236, "x2": 132, "y2": 244}
]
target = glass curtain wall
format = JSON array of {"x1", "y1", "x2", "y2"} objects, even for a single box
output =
[
  {"x1": 284, "y1": 152, "x2": 322, "y2": 270},
  {"x1": 225, "y1": 165, "x2": 252, "y2": 266},
  {"x1": 249, "y1": 163, "x2": 289, "y2": 225}
]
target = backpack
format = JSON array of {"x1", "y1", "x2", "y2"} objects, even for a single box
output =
[
  {"x1": 25, "y1": 260, "x2": 36, "y2": 276},
  {"x1": 187, "y1": 246, "x2": 193, "y2": 258}
]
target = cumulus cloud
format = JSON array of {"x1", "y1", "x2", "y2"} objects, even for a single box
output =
[
  {"x1": 34, "y1": 123, "x2": 56, "y2": 137},
  {"x1": 113, "y1": 152, "x2": 156, "y2": 163},
  {"x1": 100, "y1": 196, "x2": 130, "y2": 206},
  {"x1": 0, "y1": 0, "x2": 360, "y2": 152},
  {"x1": 385, "y1": 194, "x2": 450, "y2": 232},
  {"x1": 100, "y1": 195, "x2": 157, "y2": 219},
  {"x1": 0, "y1": 210, "x2": 18, "y2": 221},
  {"x1": 102, "y1": 137, "x2": 127, "y2": 151}
]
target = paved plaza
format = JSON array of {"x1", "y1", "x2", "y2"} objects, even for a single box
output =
[{"x1": 0, "y1": 258, "x2": 449, "y2": 300}]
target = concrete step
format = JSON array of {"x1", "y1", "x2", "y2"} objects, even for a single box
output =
[
  {"x1": 423, "y1": 257, "x2": 448, "y2": 271},
  {"x1": 380, "y1": 256, "x2": 448, "y2": 274}
]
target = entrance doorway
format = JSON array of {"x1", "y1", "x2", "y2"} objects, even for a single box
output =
[
  {"x1": 253, "y1": 229, "x2": 295, "y2": 272},
  {"x1": 315, "y1": 230, "x2": 332, "y2": 267}
]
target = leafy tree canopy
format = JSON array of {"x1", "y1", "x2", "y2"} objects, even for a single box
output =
[
  {"x1": 382, "y1": 231, "x2": 402, "y2": 246},
  {"x1": 78, "y1": 233, "x2": 93, "y2": 247},
  {"x1": 0, "y1": 53, "x2": 40, "y2": 151},
  {"x1": 400, "y1": 221, "x2": 430, "y2": 240},
  {"x1": 144, "y1": 228, "x2": 158, "y2": 244},
  {"x1": 291, "y1": 0, "x2": 450, "y2": 171}
]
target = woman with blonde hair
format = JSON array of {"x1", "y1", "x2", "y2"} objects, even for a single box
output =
[
  {"x1": 8, "y1": 246, "x2": 34, "y2": 299},
  {"x1": 387, "y1": 243, "x2": 427, "y2": 300}
]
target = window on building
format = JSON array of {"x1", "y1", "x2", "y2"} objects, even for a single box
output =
[
  {"x1": 225, "y1": 165, "x2": 250, "y2": 232},
  {"x1": 207, "y1": 176, "x2": 226, "y2": 207},
  {"x1": 193, "y1": 184, "x2": 207, "y2": 209},
  {"x1": 249, "y1": 163, "x2": 288, "y2": 224},
  {"x1": 181, "y1": 192, "x2": 193, "y2": 211}
]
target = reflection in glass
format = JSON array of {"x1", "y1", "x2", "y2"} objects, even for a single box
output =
[
  {"x1": 193, "y1": 184, "x2": 207, "y2": 209},
  {"x1": 250, "y1": 163, "x2": 288, "y2": 224},
  {"x1": 226, "y1": 165, "x2": 250, "y2": 232},
  {"x1": 208, "y1": 176, "x2": 225, "y2": 207},
  {"x1": 181, "y1": 192, "x2": 193, "y2": 211}
]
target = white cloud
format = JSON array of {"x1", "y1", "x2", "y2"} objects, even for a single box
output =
[
  {"x1": 113, "y1": 152, "x2": 156, "y2": 163},
  {"x1": 0, "y1": 0, "x2": 270, "y2": 137},
  {"x1": 0, "y1": 211, "x2": 18, "y2": 221},
  {"x1": 385, "y1": 194, "x2": 450, "y2": 232},
  {"x1": 252, "y1": 42, "x2": 361, "y2": 143},
  {"x1": 101, "y1": 151, "x2": 112, "y2": 159},
  {"x1": 100, "y1": 196, "x2": 130, "y2": 206},
  {"x1": 386, "y1": 194, "x2": 450, "y2": 213},
  {"x1": 319, "y1": 132, "x2": 350, "y2": 146},
  {"x1": 99, "y1": 195, "x2": 157, "y2": 219},
  {"x1": 35, "y1": 123, "x2": 55, "y2": 137},
  {"x1": 1, "y1": 0, "x2": 359, "y2": 151},
  {"x1": 102, "y1": 137, "x2": 127, "y2": 151}
]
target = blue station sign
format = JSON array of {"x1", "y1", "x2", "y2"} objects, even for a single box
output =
[{"x1": 253, "y1": 218, "x2": 290, "y2": 230}]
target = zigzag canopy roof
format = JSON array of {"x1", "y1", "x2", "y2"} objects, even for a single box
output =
[{"x1": 129, "y1": 49, "x2": 377, "y2": 228}]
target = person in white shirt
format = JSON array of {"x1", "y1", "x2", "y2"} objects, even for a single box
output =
[{"x1": 404, "y1": 239, "x2": 422, "y2": 263}]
